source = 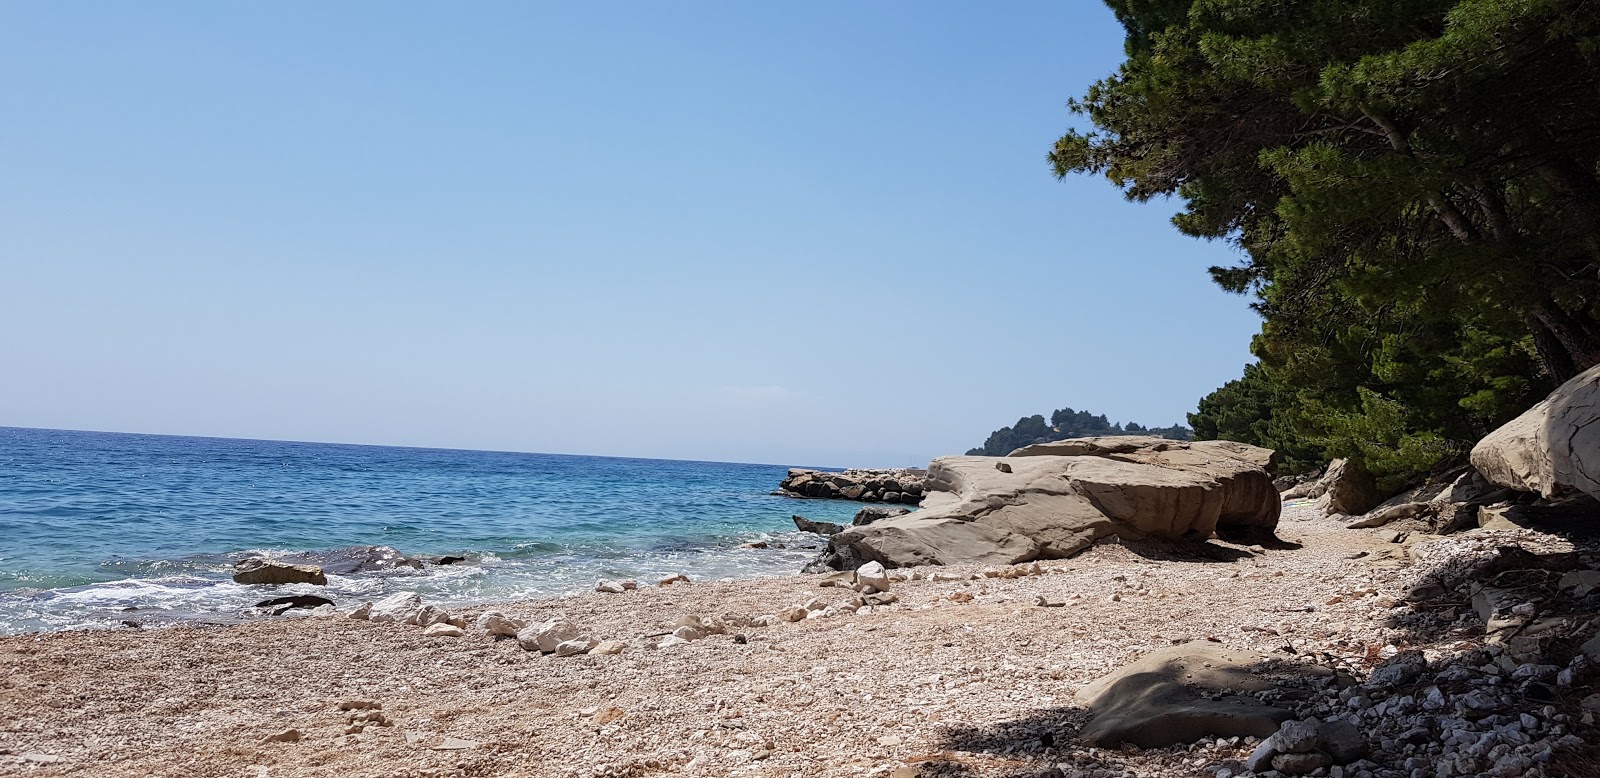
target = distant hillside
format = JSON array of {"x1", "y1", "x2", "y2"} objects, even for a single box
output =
[{"x1": 965, "y1": 407, "x2": 1192, "y2": 456}]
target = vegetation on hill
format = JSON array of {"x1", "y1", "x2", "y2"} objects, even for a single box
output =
[
  {"x1": 1055, "y1": 0, "x2": 1597, "y2": 488},
  {"x1": 965, "y1": 407, "x2": 1192, "y2": 456}
]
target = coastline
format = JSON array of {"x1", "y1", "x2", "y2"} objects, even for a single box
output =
[{"x1": 7, "y1": 503, "x2": 1575, "y2": 778}]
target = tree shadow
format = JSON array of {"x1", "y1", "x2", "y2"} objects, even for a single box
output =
[{"x1": 1117, "y1": 537, "x2": 1258, "y2": 563}]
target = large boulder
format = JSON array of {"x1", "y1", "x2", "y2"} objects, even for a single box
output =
[
  {"x1": 1315, "y1": 458, "x2": 1381, "y2": 516},
  {"x1": 232, "y1": 558, "x2": 327, "y2": 586},
  {"x1": 818, "y1": 437, "x2": 1280, "y2": 570},
  {"x1": 1075, "y1": 641, "x2": 1332, "y2": 747},
  {"x1": 1472, "y1": 363, "x2": 1600, "y2": 501}
]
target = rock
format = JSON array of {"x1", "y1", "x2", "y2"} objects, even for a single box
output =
[
  {"x1": 414, "y1": 605, "x2": 451, "y2": 626},
  {"x1": 345, "y1": 601, "x2": 373, "y2": 620},
  {"x1": 779, "y1": 607, "x2": 807, "y2": 622},
  {"x1": 517, "y1": 619, "x2": 581, "y2": 653},
  {"x1": 337, "y1": 700, "x2": 381, "y2": 711},
  {"x1": 820, "y1": 437, "x2": 1281, "y2": 570},
  {"x1": 853, "y1": 506, "x2": 911, "y2": 526},
  {"x1": 1318, "y1": 720, "x2": 1369, "y2": 763},
  {"x1": 423, "y1": 623, "x2": 464, "y2": 637},
  {"x1": 672, "y1": 625, "x2": 705, "y2": 641},
  {"x1": 792, "y1": 515, "x2": 845, "y2": 536},
  {"x1": 595, "y1": 579, "x2": 627, "y2": 594},
  {"x1": 1074, "y1": 641, "x2": 1329, "y2": 747},
  {"x1": 658, "y1": 573, "x2": 690, "y2": 586},
  {"x1": 367, "y1": 592, "x2": 423, "y2": 625},
  {"x1": 776, "y1": 467, "x2": 928, "y2": 501},
  {"x1": 1315, "y1": 459, "x2": 1381, "y2": 516},
  {"x1": 232, "y1": 558, "x2": 327, "y2": 586},
  {"x1": 1272, "y1": 720, "x2": 1322, "y2": 754},
  {"x1": 262, "y1": 728, "x2": 301, "y2": 743},
  {"x1": 1272, "y1": 751, "x2": 1333, "y2": 775},
  {"x1": 432, "y1": 737, "x2": 479, "y2": 750},
  {"x1": 554, "y1": 638, "x2": 595, "y2": 656},
  {"x1": 474, "y1": 612, "x2": 522, "y2": 636},
  {"x1": 855, "y1": 561, "x2": 891, "y2": 591},
  {"x1": 591, "y1": 640, "x2": 627, "y2": 655},
  {"x1": 253, "y1": 595, "x2": 335, "y2": 615},
  {"x1": 1368, "y1": 650, "x2": 1427, "y2": 688},
  {"x1": 1472, "y1": 363, "x2": 1600, "y2": 500},
  {"x1": 290, "y1": 545, "x2": 423, "y2": 574},
  {"x1": 1559, "y1": 569, "x2": 1600, "y2": 596},
  {"x1": 1347, "y1": 501, "x2": 1431, "y2": 529}
]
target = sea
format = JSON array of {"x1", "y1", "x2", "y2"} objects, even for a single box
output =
[{"x1": 0, "y1": 426, "x2": 867, "y2": 635}]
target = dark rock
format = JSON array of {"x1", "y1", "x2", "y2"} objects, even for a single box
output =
[
  {"x1": 254, "y1": 595, "x2": 335, "y2": 615},
  {"x1": 853, "y1": 506, "x2": 911, "y2": 526},
  {"x1": 1317, "y1": 719, "x2": 1369, "y2": 763},
  {"x1": 284, "y1": 545, "x2": 423, "y2": 575},
  {"x1": 232, "y1": 558, "x2": 327, "y2": 586},
  {"x1": 1272, "y1": 751, "x2": 1332, "y2": 775},
  {"x1": 793, "y1": 515, "x2": 845, "y2": 536}
]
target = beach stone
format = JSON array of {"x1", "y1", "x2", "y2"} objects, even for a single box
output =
[
  {"x1": 474, "y1": 612, "x2": 521, "y2": 636},
  {"x1": 422, "y1": 623, "x2": 464, "y2": 637},
  {"x1": 1272, "y1": 751, "x2": 1333, "y2": 775},
  {"x1": 253, "y1": 595, "x2": 334, "y2": 615},
  {"x1": 1075, "y1": 641, "x2": 1327, "y2": 747},
  {"x1": 595, "y1": 579, "x2": 626, "y2": 594},
  {"x1": 672, "y1": 625, "x2": 705, "y2": 641},
  {"x1": 554, "y1": 638, "x2": 595, "y2": 656},
  {"x1": 619, "y1": 579, "x2": 639, "y2": 590},
  {"x1": 591, "y1": 640, "x2": 627, "y2": 655},
  {"x1": 414, "y1": 605, "x2": 451, "y2": 627},
  {"x1": 1273, "y1": 720, "x2": 1322, "y2": 754},
  {"x1": 367, "y1": 592, "x2": 423, "y2": 625},
  {"x1": 658, "y1": 573, "x2": 690, "y2": 587},
  {"x1": 232, "y1": 558, "x2": 327, "y2": 586},
  {"x1": 1473, "y1": 363, "x2": 1600, "y2": 501},
  {"x1": 855, "y1": 561, "x2": 891, "y2": 592},
  {"x1": 517, "y1": 619, "x2": 581, "y2": 653},
  {"x1": 345, "y1": 601, "x2": 373, "y2": 620},
  {"x1": 779, "y1": 607, "x2": 807, "y2": 622}
]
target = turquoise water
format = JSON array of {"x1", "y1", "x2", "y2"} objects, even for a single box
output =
[{"x1": 0, "y1": 427, "x2": 864, "y2": 634}]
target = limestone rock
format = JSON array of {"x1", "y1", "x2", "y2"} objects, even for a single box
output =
[
  {"x1": 853, "y1": 506, "x2": 911, "y2": 526},
  {"x1": 422, "y1": 623, "x2": 464, "y2": 637},
  {"x1": 595, "y1": 579, "x2": 626, "y2": 594},
  {"x1": 474, "y1": 612, "x2": 522, "y2": 636},
  {"x1": 517, "y1": 619, "x2": 581, "y2": 653},
  {"x1": 367, "y1": 592, "x2": 423, "y2": 625},
  {"x1": 658, "y1": 573, "x2": 690, "y2": 587},
  {"x1": 554, "y1": 638, "x2": 595, "y2": 656},
  {"x1": 345, "y1": 601, "x2": 373, "y2": 620},
  {"x1": 818, "y1": 437, "x2": 1281, "y2": 570},
  {"x1": 414, "y1": 605, "x2": 451, "y2": 627},
  {"x1": 1472, "y1": 362, "x2": 1600, "y2": 500},
  {"x1": 855, "y1": 561, "x2": 891, "y2": 592},
  {"x1": 1315, "y1": 459, "x2": 1381, "y2": 516},
  {"x1": 232, "y1": 558, "x2": 327, "y2": 586},
  {"x1": 1074, "y1": 641, "x2": 1329, "y2": 747},
  {"x1": 591, "y1": 640, "x2": 627, "y2": 655}
]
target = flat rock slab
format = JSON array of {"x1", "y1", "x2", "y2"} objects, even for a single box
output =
[{"x1": 1074, "y1": 641, "x2": 1333, "y2": 748}]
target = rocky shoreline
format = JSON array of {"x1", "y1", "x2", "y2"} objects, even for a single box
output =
[
  {"x1": 5, "y1": 370, "x2": 1600, "y2": 777},
  {"x1": 775, "y1": 468, "x2": 927, "y2": 504},
  {"x1": 3, "y1": 501, "x2": 1597, "y2": 777}
]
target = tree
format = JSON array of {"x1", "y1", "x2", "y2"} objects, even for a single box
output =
[{"x1": 1057, "y1": 0, "x2": 1588, "y2": 485}]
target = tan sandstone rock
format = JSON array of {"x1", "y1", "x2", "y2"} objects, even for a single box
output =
[
  {"x1": 1472, "y1": 363, "x2": 1600, "y2": 501},
  {"x1": 820, "y1": 437, "x2": 1281, "y2": 569},
  {"x1": 1074, "y1": 641, "x2": 1332, "y2": 747}
]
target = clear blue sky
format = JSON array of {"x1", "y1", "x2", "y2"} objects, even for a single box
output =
[{"x1": 0, "y1": 2, "x2": 1260, "y2": 467}]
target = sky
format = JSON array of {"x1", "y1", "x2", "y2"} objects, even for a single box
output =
[{"x1": 0, "y1": 2, "x2": 1262, "y2": 468}]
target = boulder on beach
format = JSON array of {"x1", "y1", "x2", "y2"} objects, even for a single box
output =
[
  {"x1": 812, "y1": 437, "x2": 1281, "y2": 570},
  {"x1": 1075, "y1": 641, "x2": 1333, "y2": 747},
  {"x1": 1472, "y1": 362, "x2": 1600, "y2": 502},
  {"x1": 232, "y1": 558, "x2": 327, "y2": 586}
]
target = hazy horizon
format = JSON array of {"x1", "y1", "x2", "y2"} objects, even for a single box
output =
[{"x1": 1, "y1": 2, "x2": 1261, "y2": 467}]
